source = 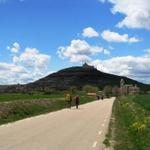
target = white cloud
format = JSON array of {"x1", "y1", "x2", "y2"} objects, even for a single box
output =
[
  {"x1": 7, "y1": 42, "x2": 20, "y2": 53},
  {"x1": 82, "y1": 27, "x2": 99, "y2": 38},
  {"x1": 89, "y1": 51, "x2": 150, "y2": 83},
  {"x1": 101, "y1": 30, "x2": 140, "y2": 43},
  {"x1": 0, "y1": 63, "x2": 29, "y2": 84},
  {"x1": 99, "y1": 0, "x2": 150, "y2": 29},
  {"x1": 103, "y1": 49, "x2": 110, "y2": 55},
  {"x1": 14, "y1": 48, "x2": 50, "y2": 69},
  {"x1": 69, "y1": 55, "x2": 91, "y2": 63},
  {"x1": 57, "y1": 39, "x2": 108, "y2": 63},
  {"x1": 0, "y1": 44, "x2": 51, "y2": 85}
]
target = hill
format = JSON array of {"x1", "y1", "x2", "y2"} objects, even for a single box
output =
[
  {"x1": 0, "y1": 63, "x2": 149, "y2": 93},
  {"x1": 27, "y1": 63, "x2": 150, "y2": 91}
]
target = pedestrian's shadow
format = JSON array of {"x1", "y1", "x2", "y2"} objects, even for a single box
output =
[{"x1": 71, "y1": 107, "x2": 84, "y2": 110}]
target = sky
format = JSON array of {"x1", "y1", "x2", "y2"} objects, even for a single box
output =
[{"x1": 0, "y1": 0, "x2": 150, "y2": 84}]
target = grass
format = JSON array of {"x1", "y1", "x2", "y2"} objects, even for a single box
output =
[
  {"x1": 0, "y1": 99, "x2": 66, "y2": 125},
  {"x1": 0, "y1": 91, "x2": 95, "y2": 125},
  {"x1": 103, "y1": 98, "x2": 116, "y2": 148},
  {"x1": 0, "y1": 92, "x2": 65, "y2": 102},
  {"x1": 104, "y1": 94, "x2": 150, "y2": 150},
  {"x1": 133, "y1": 94, "x2": 150, "y2": 111}
]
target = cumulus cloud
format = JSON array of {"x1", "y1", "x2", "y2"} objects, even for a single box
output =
[
  {"x1": 99, "y1": 0, "x2": 150, "y2": 29},
  {"x1": 89, "y1": 51, "x2": 150, "y2": 83},
  {"x1": 7, "y1": 42, "x2": 20, "y2": 53},
  {"x1": 0, "y1": 63, "x2": 29, "y2": 84},
  {"x1": 82, "y1": 27, "x2": 99, "y2": 38},
  {"x1": 101, "y1": 30, "x2": 140, "y2": 43},
  {"x1": 0, "y1": 44, "x2": 51, "y2": 85},
  {"x1": 57, "y1": 39, "x2": 109, "y2": 63},
  {"x1": 14, "y1": 48, "x2": 50, "y2": 69}
]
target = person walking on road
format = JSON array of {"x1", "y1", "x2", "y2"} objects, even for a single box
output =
[
  {"x1": 97, "y1": 95, "x2": 100, "y2": 100},
  {"x1": 74, "y1": 95, "x2": 79, "y2": 109},
  {"x1": 66, "y1": 94, "x2": 72, "y2": 108},
  {"x1": 101, "y1": 95, "x2": 104, "y2": 100}
]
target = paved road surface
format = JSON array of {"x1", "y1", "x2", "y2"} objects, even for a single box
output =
[{"x1": 0, "y1": 97, "x2": 115, "y2": 150}]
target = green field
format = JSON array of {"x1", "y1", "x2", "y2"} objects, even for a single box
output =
[
  {"x1": 104, "y1": 94, "x2": 150, "y2": 150},
  {"x1": 0, "y1": 93, "x2": 65, "y2": 102},
  {"x1": 133, "y1": 94, "x2": 150, "y2": 111},
  {"x1": 0, "y1": 92, "x2": 95, "y2": 125}
]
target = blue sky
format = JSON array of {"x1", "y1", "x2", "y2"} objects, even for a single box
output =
[{"x1": 0, "y1": 0, "x2": 150, "y2": 84}]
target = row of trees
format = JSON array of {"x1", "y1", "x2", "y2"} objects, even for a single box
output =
[
  {"x1": 82, "y1": 85, "x2": 120, "y2": 97},
  {"x1": 27, "y1": 85, "x2": 119, "y2": 97}
]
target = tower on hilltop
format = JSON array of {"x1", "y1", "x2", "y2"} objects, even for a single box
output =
[
  {"x1": 120, "y1": 78, "x2": 125, "y2": 88},
  {"x1": 82, "y1": 63, "x2": 94, "y2": 69}
]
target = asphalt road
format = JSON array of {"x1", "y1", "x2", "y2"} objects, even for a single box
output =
[{"x1": 0, "y1": 97, "x2": 115, "y2": 150}]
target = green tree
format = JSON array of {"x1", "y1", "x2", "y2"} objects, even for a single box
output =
[
  {"x1": 82, "y1": 85, "x2": 99, "y2": 93},
  {"x1": 112, "y1": 85, "x2": 119, "y2": 96},
  {"x1": 69, "y1": 86, "x2": 78, "y2": 94},
  {"x1": 103, "y1": 85, "x2": 112, "y2": 97}
]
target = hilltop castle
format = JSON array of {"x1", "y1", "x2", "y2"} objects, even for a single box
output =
[{"x1": 82, "y1": 63, "x2": 95, "y2": 69}]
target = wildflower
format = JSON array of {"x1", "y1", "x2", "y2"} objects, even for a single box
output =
[
  {"x1": 122, "y1": 102, "x2": 129, "y2": 108},
  {"x1": 144, "y1": 117, "x2": 150, "y2": 124},
  {"x1": 131, "y1": 122, "x2": 147, "y2": 132}
]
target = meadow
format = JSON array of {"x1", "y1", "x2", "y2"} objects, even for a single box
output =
[{"x1": 104, "y1": 94, "x2": 150, "y2": 150}]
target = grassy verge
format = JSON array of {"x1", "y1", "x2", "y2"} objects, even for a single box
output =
[
  {"x1": 104, "y1": 94, "x2": 150, "y2": 150},
  {"x1": 103, "y1": 99, "x2": 116, "y2": 148},
  {"x1": 0, "y1": 92, "x2": 95, "y2": 125}
]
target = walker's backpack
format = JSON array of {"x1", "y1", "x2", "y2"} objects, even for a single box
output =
[
  {"x1": 74, "y1": 96, "x2": 79, "y2": 103},
  {"x1": 66, "y1": 94, "x2": 71, "y2": 102}
]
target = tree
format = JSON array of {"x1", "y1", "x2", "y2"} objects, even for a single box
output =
[
  {"x1": 69, "y1": 86, "x2": 78, "y2": 94},
  {"x1": 103, "y1": 85, "x2": 112, "y2": 97},
  {"x1": 82, "y1": 85, "x2": 99, "y2": 93},
  {"x1": 112, "y1": 86, "x2": 119, "y2": 96}
]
